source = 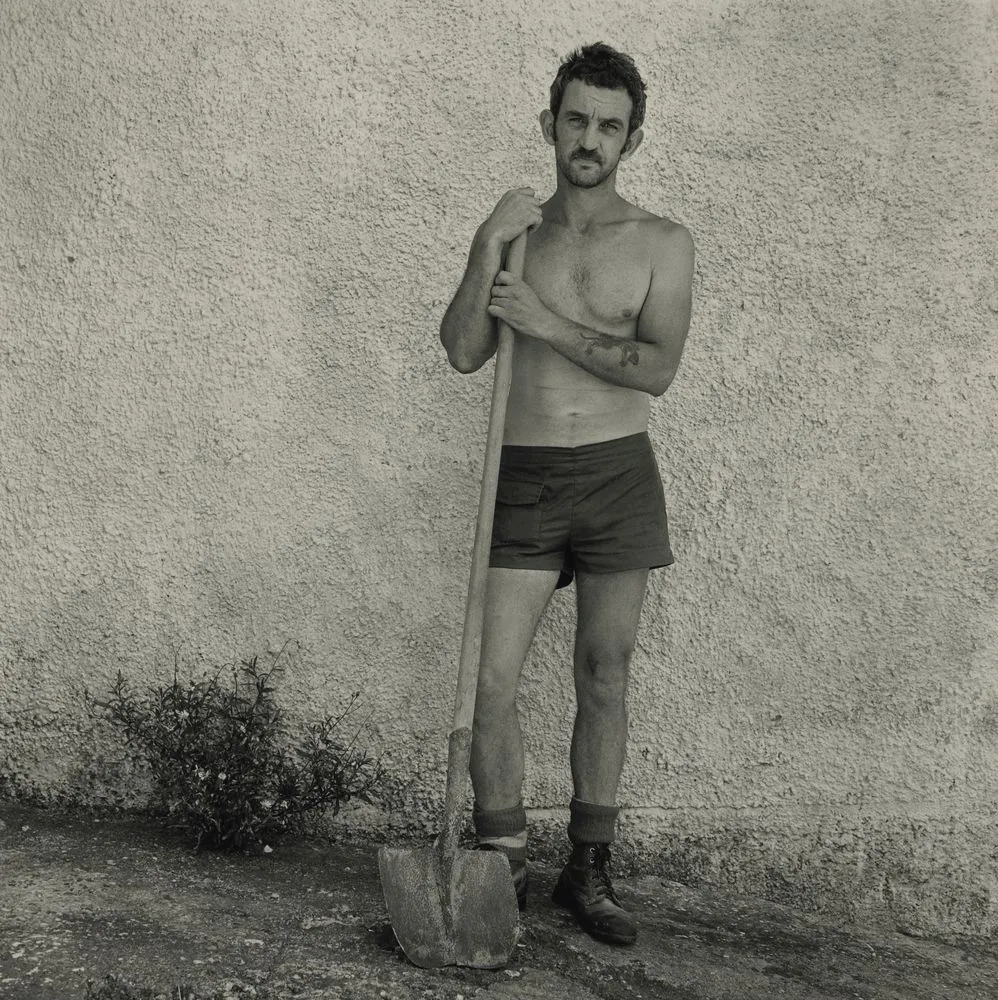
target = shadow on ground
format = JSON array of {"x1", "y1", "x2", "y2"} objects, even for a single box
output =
[{"x1": 1, "y1": 804, "x2": 995, "y2": 999}]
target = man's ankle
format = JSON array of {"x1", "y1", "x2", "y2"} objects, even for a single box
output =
[{"x1": 474, "y1": 800, "x2": 529, "y2": 910}]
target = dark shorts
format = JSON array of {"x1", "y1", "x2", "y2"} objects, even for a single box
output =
[{"x1": 489, "y1": 432, "x2": 674, "y2": 589}]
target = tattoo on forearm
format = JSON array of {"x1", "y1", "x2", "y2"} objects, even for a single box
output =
[{"x1": 581, "y1": 330, "x2": 640, "y2": 367}]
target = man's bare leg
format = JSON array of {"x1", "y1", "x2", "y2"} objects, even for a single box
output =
[
  {"x1": 553, "y1": 567, "x2": 649, "y2": 946},
  {"x1": 571, "y1": 567, "x2": 649, "y2": 805},
  {"x1": 470, "y1": 566, "x2": 561, "y2": 811},
  {"x1": 470, "y1": 565, "x2": 559, "y2": 910}
]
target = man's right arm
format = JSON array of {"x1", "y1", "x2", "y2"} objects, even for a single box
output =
[
  {"x1": 439, "y1": 232, "x2": 505, "y2": 374},
  {"x1": 440, "y1": 187, "x2": 544, "y2": 374}
]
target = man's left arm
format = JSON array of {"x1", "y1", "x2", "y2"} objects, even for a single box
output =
[{"x1": 487, "y1": 223, "x2": 695, "y2": 397}]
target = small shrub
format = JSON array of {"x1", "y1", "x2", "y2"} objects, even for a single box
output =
[{"x1": 91, "y1": 651, "x2": 383, "y2": 851}]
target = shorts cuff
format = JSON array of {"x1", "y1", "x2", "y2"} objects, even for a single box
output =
[{"x1": 575, "y1": 549, "x2": 675, "y2": 575}]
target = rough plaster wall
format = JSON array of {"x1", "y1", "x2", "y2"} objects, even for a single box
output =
[{"x1": 1, "y1": 0, "x2": 996, "y2": 937}]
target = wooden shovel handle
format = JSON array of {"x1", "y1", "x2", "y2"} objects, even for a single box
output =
[{"x1": 441, "y1": 231, "x2": 527, "y2": 852}]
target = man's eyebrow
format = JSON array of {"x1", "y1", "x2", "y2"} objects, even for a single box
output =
[{"x1": 562, "y1": 107, "x2": 626, "y2": 126}]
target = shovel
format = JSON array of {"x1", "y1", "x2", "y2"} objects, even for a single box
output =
[{"x1": 378, "y1": 231, "x2": 528, "y2": 969}]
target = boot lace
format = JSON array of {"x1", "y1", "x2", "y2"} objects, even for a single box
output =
[{"x1": 589, "y1": 845, "x2": 622, "y2": 905}]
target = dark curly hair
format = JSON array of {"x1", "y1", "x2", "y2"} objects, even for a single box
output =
[{"x1": 549, "y1": 42, "x2": 647, "y2": 136}]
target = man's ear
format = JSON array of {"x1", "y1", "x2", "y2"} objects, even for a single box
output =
[
  {"x1": 539, "y1": 109, "x2": 556, "y2": 146},
  {"x1": 620, "y1": 127, "x2": 644, "y2": 160}
]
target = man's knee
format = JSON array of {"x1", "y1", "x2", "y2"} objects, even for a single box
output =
[{"x1": 574, "y1": 641, "x2": 633, "y2": 708}]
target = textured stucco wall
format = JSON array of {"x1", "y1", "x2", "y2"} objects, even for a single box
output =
[{"x1": 2, "y1": 0, "x2": 996, "y2": 938}]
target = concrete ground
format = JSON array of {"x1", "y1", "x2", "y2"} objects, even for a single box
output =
[{"x1": 1, "y1": 803, "x2": 995, "y2": 1000}]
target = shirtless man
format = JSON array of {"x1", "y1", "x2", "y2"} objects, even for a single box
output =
[{"x1": 440, "y1": 43, "x2": 694, "y2": 946}]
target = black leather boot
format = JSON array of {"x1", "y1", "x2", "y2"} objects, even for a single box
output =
[{"x1": 552, "y1": 843, "x2": 636, "y2": 945}]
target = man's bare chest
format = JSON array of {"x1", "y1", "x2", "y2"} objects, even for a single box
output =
[{"x1": 523, "y1": 227, "x2": 652, "y2": 331}]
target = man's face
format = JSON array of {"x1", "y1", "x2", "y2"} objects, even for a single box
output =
[{"x1": 547, "y1": 80, "x2": 637, "y2": 189}]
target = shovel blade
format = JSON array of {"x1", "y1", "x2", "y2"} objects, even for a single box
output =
[{"x1": 378, "y1": 844, "x2": 519, "y2": 969}]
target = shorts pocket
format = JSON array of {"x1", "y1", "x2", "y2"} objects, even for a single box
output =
[{"x1": 492, "y1": 479, "x2": 544, "y2": 545}]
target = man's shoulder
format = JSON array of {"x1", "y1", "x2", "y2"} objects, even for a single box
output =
[
  {"x1": 640, "y1": 212, "x2": 695, "y2": 278},
  {"x1": 615, "y1": 201, "x2": 689, "y2": 238},
  {"x1": 630, "y1": 206, "x2": 692, "y2": 241},
  {"x1": 616, "y1": 205, "x2": 696, "y2": 286}
]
